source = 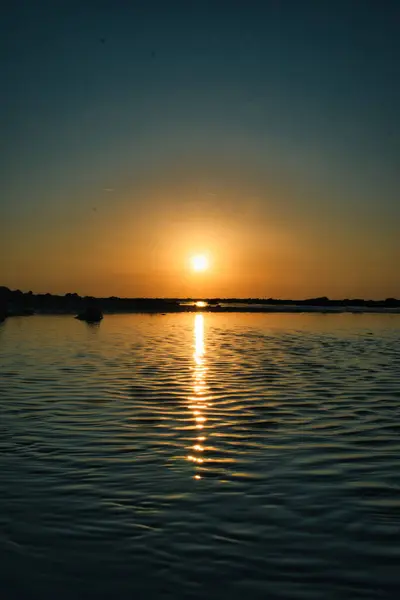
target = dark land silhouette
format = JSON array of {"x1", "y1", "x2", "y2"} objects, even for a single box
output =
[{"x1": 0, "y1": 286, "x2": 399, "y2": 319}]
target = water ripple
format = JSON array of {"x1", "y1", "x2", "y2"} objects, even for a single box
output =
[{"x1": 0, "y1": 313, "x2": 399, "y2": 599}]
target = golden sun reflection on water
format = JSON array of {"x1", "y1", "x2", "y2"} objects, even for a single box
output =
[
  {"x1": 188, "y1": 314, "x2": 209, "y2": 479},
  {"x1": 195, "y1": 301, "x2": 207, "y2": 308}
]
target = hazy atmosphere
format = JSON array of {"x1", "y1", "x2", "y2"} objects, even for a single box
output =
[
  {"x1": 1, "y1": 0, "x2": 399, "y2": 298},
  {"x1": 1, "y1": 5, "x2": 400, "y2": 599}
]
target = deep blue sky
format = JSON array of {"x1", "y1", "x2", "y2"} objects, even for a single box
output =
[{"x1": 1, "y1": 1, "x2": 399, "y2": 297}]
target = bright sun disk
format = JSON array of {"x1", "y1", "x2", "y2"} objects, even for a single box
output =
[{"x1": 191, "y1": 254, "x2": 208, "y2": 272}]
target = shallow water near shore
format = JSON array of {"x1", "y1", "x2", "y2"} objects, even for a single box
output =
[{"x1": 1, "y1": 313, "x2": 400, "y2": 599}]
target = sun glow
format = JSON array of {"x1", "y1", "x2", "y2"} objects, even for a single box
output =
[
  {"x1": 196, "y1": 300, "x2": 207, "y2": 308},
  {"x1": 191, "y1": 254, "x2": 208, "y2": 272}
]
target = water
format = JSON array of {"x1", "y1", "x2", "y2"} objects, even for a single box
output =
[{"x1": 0, "y1": 313, "x2": 400, "y2": 600}]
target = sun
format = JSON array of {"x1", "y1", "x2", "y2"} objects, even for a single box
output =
[{"x1": 191, "y1": 254, "x2": 208, "y2": 272}]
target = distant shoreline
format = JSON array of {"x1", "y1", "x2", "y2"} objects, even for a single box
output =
[
  {"x1": 5, "y1": 306, "x2": 400, "y2": 317},
  {"x1": 1, "y1": 286, "x2": 399, "y2": 318}
]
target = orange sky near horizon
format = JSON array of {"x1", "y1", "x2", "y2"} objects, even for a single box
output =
[{"x1": 1, "y1": 177, "x2": 398, "y2": 300}]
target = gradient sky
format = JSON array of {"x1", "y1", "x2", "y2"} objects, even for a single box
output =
[{"x1": 1, "y1": 0, "x2": 399, "y2": 298}]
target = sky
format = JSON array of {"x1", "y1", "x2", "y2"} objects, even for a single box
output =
[{"x1": 0, "y1": 0, "x2": 399, "y2": 299}]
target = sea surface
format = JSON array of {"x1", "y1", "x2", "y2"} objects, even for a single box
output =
[{"x1": 0, "y1": 313, "x2": 400, "y2": 600}]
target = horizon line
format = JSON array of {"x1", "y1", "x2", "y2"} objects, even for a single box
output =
[{"x1": 1, "y1": 286, "x2": 398, "y2": 304}]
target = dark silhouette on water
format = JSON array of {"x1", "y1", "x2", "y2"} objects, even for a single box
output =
[
  {"x1": 0, "y1": 300, "x2": 7, "y2": 322},
  {"x1": 76, "y1": 305, "x2": 103, "y2": 323}
]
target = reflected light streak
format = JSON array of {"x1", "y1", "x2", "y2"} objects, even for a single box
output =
[
  {"x1": 188, "y1": 313, "x2": 210, "y2": 479},
  {"x1": 194, "y1": 314, "x2": 204, "y2": 358}
]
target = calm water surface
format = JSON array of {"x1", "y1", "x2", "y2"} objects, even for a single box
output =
[{"x1": 1, "y1": 313, "x2": 400, "y2": 599}]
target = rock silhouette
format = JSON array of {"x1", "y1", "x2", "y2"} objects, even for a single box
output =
[{"x1": 76, "y1": 306, "x2": 103, "y2": 323}]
